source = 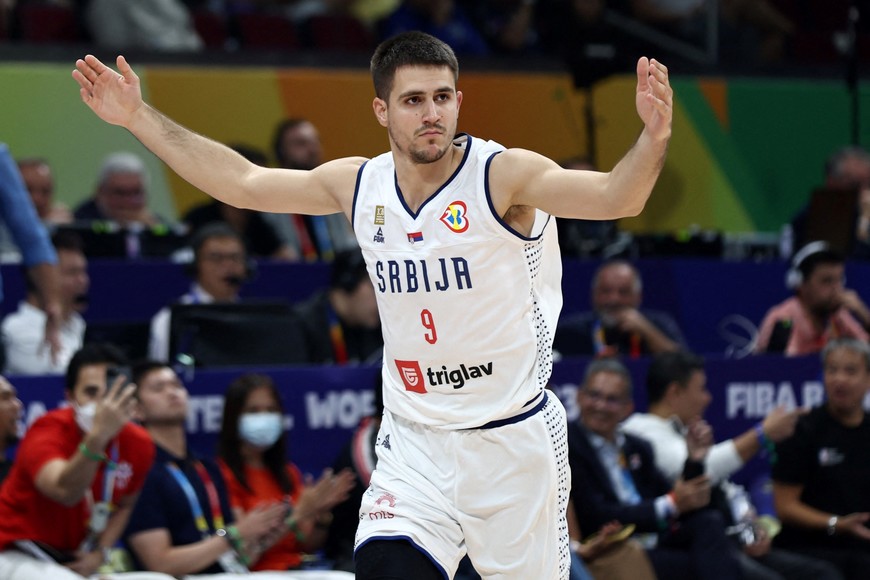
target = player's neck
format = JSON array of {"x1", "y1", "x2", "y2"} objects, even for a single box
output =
[{"x1": 395, "y1": 146, "x2": 462, "y2": 212}]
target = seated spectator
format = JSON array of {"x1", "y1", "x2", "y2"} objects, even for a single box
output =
[
  {"x1": 379, "y1": 0, "x2": 489, "y2": 55},
  {"x1": 148, "y1": 222, "x2": 251, "y2": 362},
  {"x1": 85, "y1": 0, "x2": 203, "y2": 51},
  {"x1": 293, "y1": 248, "x2": 382, "y2": 364},
  {"x1": 182, "y1": 144, "x2": 296, "y2": 261},
  {"x1": 791, "y1": 146, "x2": 870, "y2": 259},
  {"x1": 265, "y1": 118, "x2": 358, "y2": 261},
  {"x1": 0, "y1": 343, "x2": 158, "y2": 579},
  {"x1": 16, "y1": 157, "x2": 73, "y2": 226},
  {"x1": 755, "y1": 241, "x2": 870, "y2": 356},
  {"x1": 772, "y1": 338, "x2": 870, "y2": 579},
  {"x1": 568, "y1": 357, "x2": 744, "y2": 579},
  {"x1": 123, "y1": 361, "x2": 287, "y2": 576},
  {"x1": 555, "y1": 157, "x2": 620, "y2": 258},
  {"x1": 554, "y1": 260, "x2": 686, "y2": 358},
  {"x1": 216, "y1": 373, "x2": 354, "y2": 571},
  {"x1": 0, "y1": 375, "x2": 22, "y2": 485},
  {"x1": 74, "y1": 152, "x2": 170, "y2": 229},
  {"x1": 2, "y1": 230, "x2": 89, "y2": 375},
  {"x1": 0, "y1": 143, "x2": 63, "y2": 360},
  {"x1": 623, "y1": 351, "x2": 840, "y2": 580}
]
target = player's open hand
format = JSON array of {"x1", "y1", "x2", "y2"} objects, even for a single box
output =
[
  {"x1": 636, "y1": 57, "x2": 672, "y2": 142},
  {"x1": 72, "y1": 55, "x2": 143, "y2": 128}
]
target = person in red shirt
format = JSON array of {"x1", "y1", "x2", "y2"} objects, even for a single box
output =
[
  {"x1": 216, "y1": 373, "x2": 354, "y2": 571},
  {"x1": 0, "y1": 343, "x2": 157, "y2": 579}
]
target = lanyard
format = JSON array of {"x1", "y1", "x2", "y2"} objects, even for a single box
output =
[
  {"x1": 166, "y1": 461, "x2": 224, "y2": 535},
  {"x1": 593, "y1": 320, "x2": 641, "y2": 359},
  {"x1": 166, "y1": 461, "x2": 248, "y2": 573},
  {"x1": 80, "y1": 443, "x2": 119, "y2": 553}
]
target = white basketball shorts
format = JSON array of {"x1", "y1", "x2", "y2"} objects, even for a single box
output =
[{"x1": 355, "y1": 391, "x2": 571, "y2": 579}]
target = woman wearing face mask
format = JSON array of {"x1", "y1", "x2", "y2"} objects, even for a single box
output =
[{"x1": 216, "y1": 373, "x2": 354, "y2": 571}]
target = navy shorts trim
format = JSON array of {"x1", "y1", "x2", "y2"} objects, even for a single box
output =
[{"x1": 472, "y1": 391, "x2": 548, "y2": 430}]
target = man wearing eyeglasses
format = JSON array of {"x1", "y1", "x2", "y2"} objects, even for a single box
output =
[
  {"x1": 567, "y1": 357, "x2": 743, "y2": 579},
  {"x1": 148, "y1": 222, "x2": 249, "y2": 361}
]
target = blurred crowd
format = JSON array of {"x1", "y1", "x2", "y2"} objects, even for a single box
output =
[{"x1": 1, "y1": 0, "x2": 867, "y2": 78}]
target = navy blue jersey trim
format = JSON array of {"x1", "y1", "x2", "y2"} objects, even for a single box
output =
[
  {"x1": 351, "y1": 159, "x2": 369, "y2": 233},
  {"x1": 395, "y1": 134, "x2": 474, "y2": 219},
  {"x1": 483, "y1": 152, "x2": 549, "y2": 241}
]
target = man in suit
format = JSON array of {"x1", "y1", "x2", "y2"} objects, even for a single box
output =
[{"x1": 568, "y1": 357, "x2": 744, "y2": 579}]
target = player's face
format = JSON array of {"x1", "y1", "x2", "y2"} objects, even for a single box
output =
[
  {"x1": 374, "y1": 65, "x2": 462, "y2": 165},
  {"x1": 579, "y1": 371, "x2": 633, "y2": 440},
  {"x1": 823, "y1": 346, "x2": 870, "y2": 417},
  {"x1": 136, "y1": 367, "x2": 188, "y2": 424}
]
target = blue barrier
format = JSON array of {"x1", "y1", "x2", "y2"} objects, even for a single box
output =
[
  {"x1": 10, "y1": 353, "x2": 830, "y2": 490},
  {"x1": 4, "y1": 257, "x2": 869, "y2": 355}
]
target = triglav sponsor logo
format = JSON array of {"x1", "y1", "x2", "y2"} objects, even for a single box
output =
[{"x1": 394, "y1": 360, "x2": 494, "y2": 392}]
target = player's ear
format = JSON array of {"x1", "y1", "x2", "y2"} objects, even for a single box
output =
[{"x1": 373, "y1": 98, "x2": 388, "y2": 127}]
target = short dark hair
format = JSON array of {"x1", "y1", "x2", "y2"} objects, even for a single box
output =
[
  {"x1": 130, "y1": 359, "x2": 172, "y2": 387},
  {"x1": 65, "y1": 343, "x2": 128, "y2": 393},
  {"x1": 646, "y1": 351, "x2": 705, "y2": 405},
  {"x1": 798, "y1": 248, "x2": 844, "y2": 282},
  {"x1": 370, "y1": 31, "x2": 459, "y2": 100},
  {"x1": 217, "y1": 373, "x2": 293, "y2": 495}
]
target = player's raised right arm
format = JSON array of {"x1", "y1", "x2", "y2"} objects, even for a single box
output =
[{"x1": 72, "y1": 54, "x2": 349, "y2": 215}]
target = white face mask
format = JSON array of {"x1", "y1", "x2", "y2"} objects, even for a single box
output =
[
  {"x1": 75, "y1": 401, "x2": 97, "y2": 433},
  {"x1": 238, "y1": 412, "x2": 283, "y2": 448}
]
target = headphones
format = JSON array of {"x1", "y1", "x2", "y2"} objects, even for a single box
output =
[
  {"x1": 785, "y1": 240, "x2": 831, "y2": 290},
  {"x1": 185, "y1": 222, "x2": 256, "y2": 283}
]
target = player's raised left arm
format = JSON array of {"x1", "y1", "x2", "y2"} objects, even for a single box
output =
[{"x1": 492, "y1": 57, "x2": 672, "y2": 220}]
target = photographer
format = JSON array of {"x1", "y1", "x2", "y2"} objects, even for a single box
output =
[{"x1": 0, "y1": 343, "x2": 161, "y2": 579}]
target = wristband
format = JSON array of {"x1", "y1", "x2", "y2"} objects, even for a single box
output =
[
  {"x1": 754, "y1": 423, "x2": 777, "y2": 464},
  {"x1": 225, "y1": 525, "x2": 250, "y2": 566},
  {"x1": 79, "y1": 442, "x2": 117, "y2": 468}
]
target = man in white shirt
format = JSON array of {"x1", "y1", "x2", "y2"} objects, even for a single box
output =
[
  {"x1": 623, "y1": 351, "x2": 841, "y2": 580},
  {"x1": 2, "y1": 230, "x2": 88, "y2": 375},
  {"x1": 148, "y1": 223, "x2": 248, "y2": 361}
]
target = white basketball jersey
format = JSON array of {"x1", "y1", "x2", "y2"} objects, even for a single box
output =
[{"x1": 353, "y1": 135, "x2": 563, "y2": 428}]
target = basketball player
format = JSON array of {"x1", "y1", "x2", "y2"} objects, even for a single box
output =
[{"x1": 72, "y1": 31, "x2": 672, "y2": 579}]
